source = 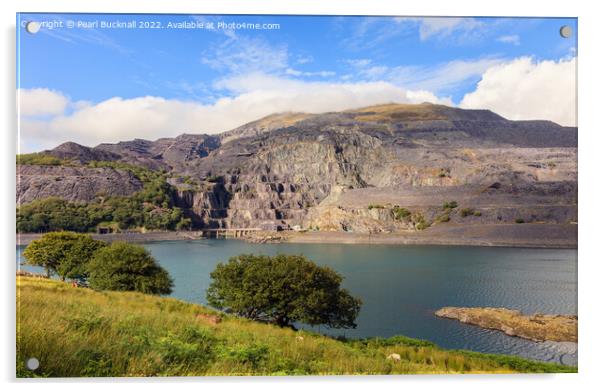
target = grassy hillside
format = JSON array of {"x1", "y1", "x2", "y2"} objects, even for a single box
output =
[{"x1": 16, "y1": 277, "x2": 576, "y2": 377}]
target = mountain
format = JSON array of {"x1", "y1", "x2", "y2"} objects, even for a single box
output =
[{"x1": 17, "y1": 103, "x2": 577, "y2": 239}]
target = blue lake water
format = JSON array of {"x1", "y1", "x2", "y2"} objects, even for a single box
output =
[{"x1": 16, "y1": 240, "x2": 578, "y2": 365}]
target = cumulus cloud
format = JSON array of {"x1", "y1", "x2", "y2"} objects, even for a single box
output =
[
  {"x1": 18, "y1": 78, "x2": 450, "y2": 152},
  {"x1": 19, "y1": 55, "x2": 577, "y2": 152},
  {"x1": 18, "y1": 88, "x2": 69, "y2": 116},
  {"x1": 460, "y1": 57, "x2": 576, "y2": 126}
]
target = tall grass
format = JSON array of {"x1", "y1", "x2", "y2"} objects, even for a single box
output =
[{"x1": 16, "y1": 277, "x2": 576, "y2": 377}]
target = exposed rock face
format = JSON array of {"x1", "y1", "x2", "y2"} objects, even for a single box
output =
[
  {"x1": 16, "y1": 103, "x2": 578, "y2": 235},
  {"x1": 435, "y1": 307, "x2": 577, "y2": 343},
  {"x1": 93, "y1": 134, "x2": 221, "y2": 171},
  {"x1": 17, "y1": 165, "x2": 143, "y2": 204},
  {"x1": 48, "y1": 142, "x2": 122, "y2": 163}
]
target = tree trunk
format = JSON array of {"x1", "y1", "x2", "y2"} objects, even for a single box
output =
[{"x1": 275, "y1": 315, "x2": 291, "y2": 328}]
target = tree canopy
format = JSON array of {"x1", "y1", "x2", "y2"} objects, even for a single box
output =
[
  {"x1": 88, "y1": 242, "x2": 173, "y2": 295},
  {"x1": 17, "y1": 162, "x2": 190, "y2": 233},
  {"x1": 206, "y1": 254, "x2": 362, "y2": 329},
  {"x1": 22, "y1": 232, "x2": 106, "y2": 280}
]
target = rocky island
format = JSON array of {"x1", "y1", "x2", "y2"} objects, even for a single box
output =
[
  {"x1": 17, "y1": 103, "x2": 578, "y2": 247},
  {"x1": 435, "y1": 307, "x2": 577, "y2": 343}
]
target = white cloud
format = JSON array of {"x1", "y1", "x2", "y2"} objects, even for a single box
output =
[
  {"x1": 497, "y1": 34, "x2": 521, "y2": 45},
  {"x1": 19, "y1": 55, "x2": 577, "y2": 152},
  {"x1": 284, "y1": 68, "x2": 336, "y2": 78},
  {"x1": 347, "y1": 56, "x2": 503, "y2": 93},
  {"x1": 346, "y1": 59, "x2": 372, "y2": 68},
  {"x1": 296, "y1": 55, "x2": 314, "y2": 64},
  {"x1": 416, "y1": 17, "x2": 484, "y2": 40},
  {"x1": 18, "y1": 78, "x2": 450, "y2": 151},
  {"x1": 201, "y1": 35, "x2": 288, "y2": 74},
  {"x1": 460, "y1": 57, "x2": 576, "y2": 126},
  {"x1": 394, "y1": 17, "x2": 485, "y2": 42},
  {"x1": 393, "y1": 58, "x2": 505, "y2": 93},
  {"x1": 18, "y1": 88, "x2": 69, "y2": 116}
]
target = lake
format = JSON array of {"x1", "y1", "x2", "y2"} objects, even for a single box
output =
[{"x1": 16, "y1": 240, "x2": 577, "y2": 365}]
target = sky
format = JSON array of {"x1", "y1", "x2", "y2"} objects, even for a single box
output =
[{"x1": 17, "y1": 13, "x2": 577, "y2": 152}]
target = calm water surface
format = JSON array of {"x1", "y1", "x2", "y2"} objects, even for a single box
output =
[{"x1": 17, "y1": 240, "x2": 577, "y2": 365}]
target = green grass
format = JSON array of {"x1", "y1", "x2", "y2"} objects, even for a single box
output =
[
  {"x1": 16, "y1": 277, "x2": 576, "y2": 377},
  {"x1": 17, "y1": 153, "x2": 68, "y2": 166}
]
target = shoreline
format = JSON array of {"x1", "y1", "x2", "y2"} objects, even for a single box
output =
[
  {"x1": 435, "y1": 307, "x2": 578, "y2": 343},
  {"x1": 286, "y1": 226, "x2": 577, "y2": 249},
  {"x1": 17, "y1": 277, "x2": 577, "y2": 375},
  {"x1": 16, "y1": 223, "x2": 577, "y2": 249}
]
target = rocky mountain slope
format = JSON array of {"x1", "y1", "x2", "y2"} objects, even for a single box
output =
[{"x1": 17, "y1": 103, "x2": 578, "y2": 238}]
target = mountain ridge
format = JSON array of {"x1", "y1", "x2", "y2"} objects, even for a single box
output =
[{"x1": 17, "y1": 103, "x2": 578, "y2": 239}]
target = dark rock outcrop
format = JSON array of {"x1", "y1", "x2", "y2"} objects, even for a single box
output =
[{"x1": 17, "y1": 165, "x2": 143, "y2": 204}]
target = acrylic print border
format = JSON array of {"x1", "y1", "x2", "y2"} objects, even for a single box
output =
[{"x1": 7, "y1": 0, "x2": 588, "y2": 388}]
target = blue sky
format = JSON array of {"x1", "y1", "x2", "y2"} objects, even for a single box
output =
[{"x1": 16, "y1": 14, "x2": 577, "y2": 151}]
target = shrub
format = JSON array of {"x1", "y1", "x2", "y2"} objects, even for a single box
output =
[
  {"x1": 368, "y1": 204, "x2": 385, "y2": 210},
  {"x1": 411, "y1": 212, "x2": 430, "y2": 231},
  {"x1": 207, "y1": 254, "x2": 362, "y2": 329},
  {"x1": 65, "y1": 313, "x2": 107, "y2": 333},
  {"x1": 88, "y1": 242, "x2": 173, "y2": 295},
  {"x1": 515, "y1": 218, "x2": 525, "y2": 224},
  {"x1": 460, "y1": 208, "x2": 475, "y2": 217},
  {"x1": 474, "y1": 211, "x2": 482, "y2": 216},
  {"x1": 219, "y1": 344, "x2": 270, "y2": 369},
  {"x1": 176, "y1": 217, "x2": 192, "y2": 230},
  {"x1": 358, "y1": 335, "x2": 437, "y2": 348},
  {"x1": 392, "y1": 206, "x2": 411, "y2": 220},
  {"x1": 155, "y1": 326, "x2": 217, "y2": 367},
  {"x1": 443, "y1": 201, "x2": 458, "y2": 209},
  {"x1": 437, "y1": 214, "x2": 450, "y2": 223},
  {"x1": 76, "y1": 349, "x2": 114, "y2": 377},
  {"x1": 416, "y1": 222, "x2": 429, "y2": 230}
]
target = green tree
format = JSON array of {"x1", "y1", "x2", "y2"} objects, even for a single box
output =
[
  {"x1": 88, "y1": 242, "x2": 173, "y2": 295},
  {"x1": 56, "y1": 235, "x2": 107, "y2": 281},
  {"x1": 176, "y1": 217, "x2": 192, "y2": 231},
  {"x1": 206, "y1": 254, "x2": 362, "y2": 329},
  {"x1": 22, "y1": 232, "x2": 105, "y2": 280}
]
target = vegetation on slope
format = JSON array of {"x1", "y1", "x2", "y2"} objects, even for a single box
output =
[
  {"x1": 17, "y1": 277, "x2": 576, "y2": 377},
  {"x1": 17, "y1": 153, "x2": 70, "y2": 166},
  {"x1": 17, "y1": 162, "x2": 192, "y2": 233}
]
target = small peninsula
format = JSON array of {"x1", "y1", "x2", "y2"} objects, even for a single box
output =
[{"x1": 435, "y1": 307, "x2": 577, "y2": 343}]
